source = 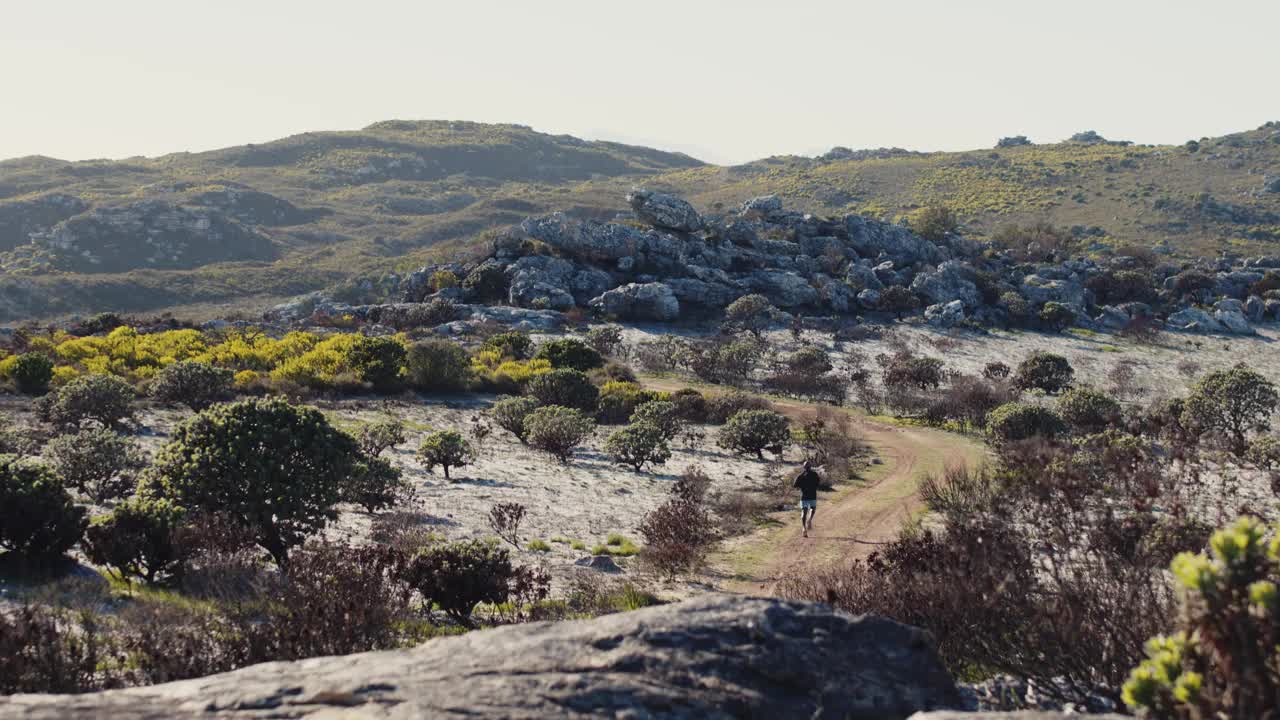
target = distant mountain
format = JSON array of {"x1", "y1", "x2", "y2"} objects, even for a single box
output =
[{"x1": 0, "y1": 119, "x2": 1277, "y2": 322}]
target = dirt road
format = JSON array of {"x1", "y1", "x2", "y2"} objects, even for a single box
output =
[{"x1": 642, "y1": 377, "x2": 987, "y2": 596}]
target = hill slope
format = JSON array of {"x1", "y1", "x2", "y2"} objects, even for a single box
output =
[{"x1": 1, "y1": 120, "x2": 1277, "y2": 322}]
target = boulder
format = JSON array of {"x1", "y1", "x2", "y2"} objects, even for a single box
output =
[
  {"x1": 521, "y1": 213, "x2": 659, "y2": 262},
  {"x1": 857, "y1": 288, "x2": 882, "y2": 309},
  {"x1": 665, "y1": 277, "x2": 743, "y2": 307},
  {"x1": 1167, "y1": 307, "x2": 1224, "y2": 333},
  {"x1": 1215, "y1": 308, "x2": 1255, "y2": 335},
  {"x1": 1095, "y1": 305, "x2": 1131, "y2": 330},
  {"x1": 844, "y1": 215, "x2": 947, "y2": 266},
  {"x1": 506, "y1": 256, "x2": 578, "y2": 310},
  {"x1": 1264, "y1": 175, "x2": 1280, "y2": 194},
  {"x1": 1215, "y1": 270, "x2": 1264, "y2": 299},
  {"x1": 910, "y1": 261, "x2": 981, "y2": 308},
  {"x1": 573, "y1": 555, "x2": 622, "y2": 573},
  {"x1": 589, "y1": 282, "x2": 680, "y2": 321},
  {"x1": 1018, "y1": 274, "x2": 1087, "y2": 308},
  {"x1": 740, "y1": 194, "x2": 785, "y2": 218},
  {"x1": 0, "y1": 595, "x2": 962, "y2": 720},
  {"x1": 627, "y1": 188, "x2": 703, "y2": 232},
  {"x1": 818, "y1": 277, "x2": 857, "y2": 313},
  {"x1": 746, "y1": 270, "x2": 819, "y2": 307},
  {"x1": 1268, "y1": 299, "x2": 1280, "y2": 320},
  {"x1": 925, "y1": 300, "x2": 965, "y2": 328},
  {"x1": 845, "y1": 262, "x2": 885, "y2": 292}
]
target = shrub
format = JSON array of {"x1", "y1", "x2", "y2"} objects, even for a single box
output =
[
  {"x1": 11, "y1": 353, "x2": 54, "y2": 395},
  {"x1": 346, "y1": 335, "x2": 408, "y2": 391},
  {"x1": 718, "y1": 409, "x2": 791, "y2": 460},
  {"x1": 45, "y1": 428, "x2": 141, "y2": 502},
  {"x1": 148, "y1": 360, "x2": 234, "y2": 410},
  {"x1": 0, "y1": 454, "x2": 86, "y2": 560},
  {"x1": 1246, "y1": 436, "x2": 1280, "y2": 470},
  {"x1": 924, "y1": 375, "x2": 1013, "y2": 429},
  {"x1": 1122, "y1": 517, "x2": 1280, "y2": 717},
  {"x1": 355, "y1": 418, "x2": 406, "y2": 456},
  {"x1": 596, "y1": 381, "x2": 662, "y2": 424},
  {"x1": 630, "y1": 400, "x2": 682, "y2": 440},
  {"x1": 589, "y1": 360, "x2": 638, "y2": 385},
  {"x1": 481, "y1": 331, "x2": 533, "y2": 361},
  {"x1": 488, "y1": 396, "x2": 541, "y2": 443},
  {"x1": 722, "y1": 294, "x2": 777, "y2": 337},
  {"x1": 417, "y1": 430, "x2": 474, "y2": 480},
  {"x1": 524, "y1": 405, "x2": 594, "y2": 463},
  {"x1": 1038, "y1": 301, "x2": 1075, "y2": 332},
  {"x1": 462, "y1": 262, "x2": 508, "y2": 301},
  {"x1": 878, "y1": 285, "x2": 920, "y2": 318},
  {"x1": 1170, "y1": 270, "x2": 1216, "y2": 298},
  {"x1": 1013, "y1": 352, "x2": 1074, "y2": 394},
  {"x1": 604, "y1": 422, "x2": 672, "y2": 472},
  {"x1": 401, "y1": 539, "x2": 512, "y2": 625},
  {"x1": 36, "y1": 373, "x2": 136, "y2": 430},
  {"x1": 670, "y1": 388, "x2": 709, "y2": 423},
  {"x1": 584, "y1": 325, "x2": 624, "y2": 357},
  {"x1": 534, "y1": 338, "x2": 603, "y2": 372},
  {"x1": 919, "y1": 464, "x2": 1003, "y2": 524},
  {"x1": 406, "y1": 340, "x2": 472, "y2": 392},
  {"x1": 342, "y1": 454, "x2": 409, "y2": 512},
  {"x1": 639, "y1": 474, "x2": 716, "y2": 576},
  {"x1": 1181, "y1": 363, "x2": 1279, "y2": 456},
  {"x1": 985, "y1": 402, "x2": 1067, "y2": 443},
  {"x1": 908, "y1": 205, "x2": 958, "y2": 241},
  {"x1": 82, "y1": 497, "x2": 189, "y2": 585},
  {"x1": 526, "y1": 368, "x2": 599, "y2": 412},
  {"x1": 0, "y1": 605, "x2": 114, "y2": 694},
  {"x1": 983, "y1": 361, "x2": 1011, "y2": 380},
  {"x1": 430, "y1": 269, "x2": 459, "y2": 291},
  {"x1": 705, "y1": 390, "x2": 772, "y2": 424},
  {"x1": 144, "y1": 397, "x2": 367, "y2": 569},
  {"x1": 488, "y1": 502, "x2": 526, "y2": 549},
  {"x1": 883, "y1": 356, "x2": 946, "y2": 391},
  {"x1": 471, "y1": 355, "x2": 551, "y2": 393},
  {"x1": 1086, "y1": 270, "x2": 1156, "y2": 305},
  {"x1": 683, "y1": 336, "x2": 766, "y2": 385},
  {"x1": 1057, "y1": 386, "x2": 1122, "y2": 433}
]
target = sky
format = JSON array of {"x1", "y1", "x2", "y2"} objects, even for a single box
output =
[{"x1": 3, "y1": 0, "x2": 1278, "y2": 165}]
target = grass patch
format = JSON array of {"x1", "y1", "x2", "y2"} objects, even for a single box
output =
[
  {"x1": 592, "y1": 535, "x2": 640, "y2": 557},
  {"x1": 527, "y1": 539, "x2": 552, "y2": 552}
]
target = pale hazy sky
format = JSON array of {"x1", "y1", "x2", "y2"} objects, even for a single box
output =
[{"x1": 4, "y1": 0, "x2": 1278, "y2": 165}]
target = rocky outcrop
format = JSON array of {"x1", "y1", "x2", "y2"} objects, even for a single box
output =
[
  {"x1": 590, "y1": 282, "x2": 680, "y2": 321},
  {"x1": 911, "y1": 261, "x2": 981, "y2": 308},
  {"x1": 0, "y1": 192, "x2": 88, "y2": 251},
  {"x1": 0, "y1": 595, "x2": 962, "y2": 720},
  {"x1": 925, "y1": 300, "x2": 966, "y2": 328},
  {"x1": 627, "y1": 188, "x2": 703, "y2": 232}
]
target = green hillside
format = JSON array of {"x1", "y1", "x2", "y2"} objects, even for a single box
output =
[{"x1": 1, "y1": 120, "x2": 1277, "y2": 322}]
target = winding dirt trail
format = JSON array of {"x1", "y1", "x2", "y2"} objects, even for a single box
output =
[{"x1": 642, "y1": 377, "x2": 987, "y2": 597}]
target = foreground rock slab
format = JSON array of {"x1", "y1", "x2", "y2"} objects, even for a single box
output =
[{"x1": 0, "y1": 595, "x2": 960, "y2": 719}]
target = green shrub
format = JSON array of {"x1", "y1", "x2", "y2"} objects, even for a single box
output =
[
  {"x1": 1057, "y1": 386, "x2": 1121, "y2": 433},
  {"x1": 405, "y1": 340, "x2": 472, "y2": 392},
  {"x1": 670, "y1": 388, "x2": 710, "y2": 423},
  {"x1": 342, "y1": 454, "x2": 408, "y2": 513},
  {"x1": 0, "y1": 605, "x2": 112, "y2": 694},
  {"x1": 630, "y1": 400, "x2": 682, "y2": 440},
  {"x1": 526, "y1": 368, "x2": 599, "y2": 412},
  {"x1": 144, "y1": 397, "x2": 366, "y2": 569},
  {"x1": 401, "y1": 539, "x2": 512, "y2": 626},
  {"x1": 527, "y1": 539, "x2": 552, "y2": 552},
  {"x1": 1246, "y1": 436, "x2": 1280, "y2": 470},
  {"x1": 595, "y1": 381, "x2": 661, "y2": 424},
  {"x1": 878, "y1": 285, "x2": 920, "y2": 318},
  {"x1": 488, "y1": 396, "x2": 541, "y2": 443},
  {"x1": 354, "y1": 418, "x2": 406, "y2": 456},
  {"x1": 45, "y1": 428, "x2": 140, "y2": 502},
  {"x1": 525, "y1": 405, "x2": 594, "y2": 463},
  {"x1": 985, "y1": 402, "x2": 1067, "y2": 443},
  {"x1": 883, "y1": 356, "x2": 946, "y2": 391},
  {"x1": 462, "y1": 262, "x2": 509, "y2": 301},
  {"x1": 1013, "y1": 352, "x2": 1074, "y2": 394},
  {"x1": 150, "y1": 361, "x2": 234, "y2": 411},
  {"x1": 417, "y1": 430, "x2": 474, "y2": 480},
  {"x1": 705, "y1": 390, "x2": 772, "y2": 425},
  {"x1": 0, "y1": 454, "x2": 86, "y2": 560},
  {"x1": 481, "y1": 331, "x2": 533, "y2": 361},
  {"x1": 11, "y1": 353, "x2": 54, "y2": 395},
  {"x1": 82, "y1": 497, "x2": 188, "y2": 585},
  {"x1": 1038, "y1": 301, "x2": 1075, "y2": 332},
  {"x1": 722, "y1": 294, "x2": 777, "y2": 337},
  {"x1": 534, "y1": 338, "x2": 604, "y2": 372},
  {"x1": 36, "y1": 374, "x2": 135, "y2": 431},
  {"x1": 908, "y1": 205, "x2": 958, "y2": 241},
  {"x1": 717, "y1": 409, "x2": 791, "y2": 460},
  {"x1": 1181, "y1": 363, "x2": 1279, "y2": 456},
  {"x1": 346, "y1": 335, "x2": 407, "y2": 391},
  {"x1": 604, "y1": 422, "x2": 672, "y2": 472},
  {"x1": 583, "y1": 325, "x2": 624, "y2": 357}
]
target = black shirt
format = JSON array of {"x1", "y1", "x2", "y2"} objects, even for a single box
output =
[{"x1": 793, "y1": 468, "x2": 821, "y2": 501}]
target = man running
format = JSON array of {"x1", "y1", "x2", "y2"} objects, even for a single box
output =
[{"x1": 793, "y1": 460, "x2": 821, "y2": 538}]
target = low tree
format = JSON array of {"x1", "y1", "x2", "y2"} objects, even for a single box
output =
[
  {"x1": 488, "y1": 502, "x2": 526, "y2": 549},
  {"x1": 143, "y1": 398, "x2": 367, "y2": 569},
  {"x1": 534, "y1": 338, "x2": 604, "y2": 372},
  {"x1": 354, "y1": 418, "x2": 406, "y2": 456},
  {"x1": 150, "y1": 361, "x2": 234, "y2": 411},
  {"x1": 45, "y1": 428, "x2": 142, "y2": 502},
  {"x1": 526, "y1": 368, "x2": 599, "y2": 412},
  {"x1": 584, "y1": 325, "x2": 624, "y2": 357},
  {"x1": 878, "y1": 286, "x2": 920, "y2": 319},
  {"x1": 524, "y1": 405, "x2": 594, "y2": 463},
  {"x1": 722, "y1": 294, "x2": 778, "y2": 338},
  {"x1": 630, "y1": 400, "x2": 683, "y2": 441},
  {"x1": 1013, "y1": 352, "x2": 1074, "y2": 394},
  {"x1": 0, "y1": 454, "x2": 86, "y2": 561},
  {"x1": 347, "y1": 335, "x2": 407, "y2": 391},
  {"x1": 883, "y1": 356, "x2": 946, "y2": 391},
  {"x1": 400, "y1": 539, "x2": 512, "y2": 626},
  {"x1": 11, "y1": 353, "x2": 54, "y2": 395},
  {"x1": 417, "y1": 430, "x2": 474, "y2": 480},
  {"x1": 718, "y1": 409, "x2": 791, "y2": 460},
  {"x1": 488, "y1": 396, "x2": 541, "y2": 443},
  {"x1": 36, "y1": 374, "x2": 136, "y2": 430},
  {"x1": 342, "y1": 455, "x2": 408, "y2": 512},
  {"x1": 908, "y1": 205, "x2": 958, "y2": 241},
  {"x1": 604, "y1": 422, "x2": 672, "y2": 472},
  {"x1": 1057, "y1": 386, "x2": 1122, "y2": 434},
  {"x1": 82, "y1": 497, "x2": 188, "y2": 585},
  {"x1": 1182, "y1": 363, "x2": 1279, "y2": 456},
  {"x1": 406, "y1": 340, "x2": 472, "y2": 392}
]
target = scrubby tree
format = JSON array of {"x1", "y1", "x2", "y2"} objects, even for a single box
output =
[
  {"x1": 347, "y1": 335, "x2": 407, "y2": 391},
  {"x1": 36, "y1": 374, "x2": 136, "y2": 430},
  {"x1": 143, "y1": 397, "x2": 368, "y2": 569},
  {"x1": 82, "y1": 497, "x2": 188, "y2": 585},
  {"x1": 1013, "y1": 352, "x2": 1075, "y2": 394},
  {"x1": 11, "y1": 353, "x2": 54, "y2": 395},
  {"x1": 883, "y1": 356, "x2": 946, "y2": 391},
  {"x1": 1057, "y1": 386, "x2": 1122, "y2": 434},
  {"x1": 584, "y1": 325, "x2": 624, "y2": 357},
  {"x1": 718, "y1": 409, "x2": 791, "y2": 460},
  {"x1": 524, "y1": 405, "x2": 594, "y2": 463},
  {"x1": 400, "y1": 539, "x2": 512, "y2": 626},
  {"x1": 45, "y1": 428, "x2": 141, "y2": 502},
  {"x1": 722, "y1": 294, "x2": 778, "y2": 338},
  {"x1": 1038, "y1": 302, "x2": 1075, "y2": 332},
  {"x1": 417, "y1": 430, "x2": 474, "y2": 480},
  {"x1": 526, "y1": 368, "x2": 599, "y2": 412},
  {"x1": 534, "y1": 338, "x2": 604, "y2": 372},
  {"x1": 630, "y1": 400, "x2": 683, "y2": 441},
  {"x1": 1182, "y1": 363, "x2": 1279, "y2": 456},
  {"x1": 604, "y1": 422, "x2": 672, "y2": 472},
  {"x1": 150, "y1": 361, "x2": 234, "y2": 411},
  {"x1": 985, "y1": 402, "x2": 1067, "y2": 443},
  {"x1": 481, "y1": 331, "x2": 533, "y2": 361},
  {"x1": 354, "y1": 418, "x2": 406, "y2": 456},
  {"x1": 908, "y1": 205, "x2": 958, "y2": 241},
  {"x1": 878, "y1": 286, "x2": 920, "y2": 319},
  {"x1": 342, "y1": 455, "x2": 408, "y2": 513},
  {"x1": 488, "y1": 396, "x2": 541, "y2": 443},
  {"x1": 406, "y1": 340, "x2": 472, "y2": 392},
  {"x1": 0, "y1": 454, "x2": 86, "y2": 560}
]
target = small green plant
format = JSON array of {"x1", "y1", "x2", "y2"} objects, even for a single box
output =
[
  {"x1": 604, "y1": 422, "x2": 671, "y2": 472},
  {"x1": 11, "y1": 353, "x2": 54, "y2": 395},
  {"x1": 592, "y1": 534, "x2": 640, "y2": 557},
  {"x1": 149, "y1": 361, "x2": 234, "y2": 410},
  {"x1": 534, "y1": 338, "x2": 603, "y2": 372},
  {"x1": 526, "y1": 369, "x2": 599, "y2": 412},
  {"x1": 527, "y1": 539, "x2": 552, "y2": 552},
  {"x1": 488, "y1": 396, "x2": 541, "y2": 443},
  {"x1": 82, "y1": 497, "x2": 188, "y2": 585},
  {"x1": 524, "y1": 405, "x2": 595, "y2": 463},
  {"x1": 417, "y1": 430, "x2": 475, "y2": 480},
  {"x1": 0, "y1": 454, "x2": 87, "y2": 561},
  {"x1": 36, "y1": 374, "x2": 136, "y2": 431}
]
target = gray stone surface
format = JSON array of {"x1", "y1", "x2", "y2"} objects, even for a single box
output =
[
  {"x1": 0, "y1": 595, "x2": 962, "y2": 720},
  {"x1": 589, "y1": 282, "x2": 680, "y2": 321},
  {"x1": 925, "y1": 300, "x2": 966, "y2": 328},
  {"x1": 911, "y1": 261, "x2": 981, "y2": 308},
  {"x1": 627, "y1": 188, "x2": 703, "y2": 232}
]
